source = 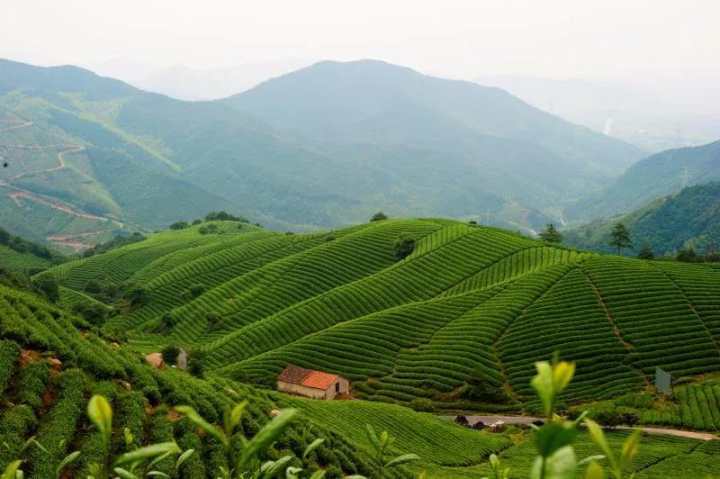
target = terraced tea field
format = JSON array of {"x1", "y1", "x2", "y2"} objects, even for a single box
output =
[{"x1": 42, "y1": 218, "x2": 720, "y2": 413}]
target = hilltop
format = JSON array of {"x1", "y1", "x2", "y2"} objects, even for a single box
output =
[
  {"x1": 1, "y1": 58, "x2": 642, "y2": 249},
  {"x1": 39, "y1": 217, "x2": 720, "y2": 413}
]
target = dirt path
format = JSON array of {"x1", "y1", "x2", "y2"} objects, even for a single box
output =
[
  {"x1": 47, "y1": 231, "x2": 107, "y2": 252},
  {"x1": 445, "y1": 415, "x2": 718, "y2": 441},
  {"x1": 7, "y1": 189, "x2": 109, "y2": 222},
  {"x1": 0, "y1": 121, "x2": 33, "y2": 133},
  {"x1": 5, "y1": 144, "x2": 84, "y2": 181}
]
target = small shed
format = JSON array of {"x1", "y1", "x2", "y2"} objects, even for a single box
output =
[{"x1": 277, "y1": 364, "x2": 350, "y2": 400}]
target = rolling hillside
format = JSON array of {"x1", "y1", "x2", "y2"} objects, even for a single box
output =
[
  {"x1": 568, "y1": 139, "x2": 720, "y2": 223},
  {"x1": 1, "y1": 58, "x2": 642, "y2": 249},
  {"x1": 3, "y1": 218, "x2": 720, "y2": 477},
  {"x1": 41, "y1": 218, "x2": 720, "y2": 413},
  {"x1": 0, "y1": 277, "x2": 714, "y2": 478},
  {"x1": 565, "y1": 182, "x2": 720, "y2": 256}
]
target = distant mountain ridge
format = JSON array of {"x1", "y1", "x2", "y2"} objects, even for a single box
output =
[
  {"x1": 1, "y1": 58, "x2": 642, "y2": 249},
  {"x1": 565, "y1": 181, "x2": 720, "y2": 256},
  {"x1": 567, "y1": 139, "x2": 720, "y2": 223}
]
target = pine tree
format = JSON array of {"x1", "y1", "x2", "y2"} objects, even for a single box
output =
[
  {"x1": 609, "y1": 223, "x2": 632, "y2": 255},
  {"x1": 539, "y1": 223, "x2": 563, "y2": 243}
]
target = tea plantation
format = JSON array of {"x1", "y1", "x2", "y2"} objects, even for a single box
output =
[
  {"x1": 4, "y1": 217, "x2": 720, "y2": 477},
  {"x1": 41, "y1": 218, "x2": 720, "y2": 411}
]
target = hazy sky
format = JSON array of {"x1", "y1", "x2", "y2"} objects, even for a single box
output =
[{"x1": 2, "y1": 0, "x2": 719, "y2": 81}]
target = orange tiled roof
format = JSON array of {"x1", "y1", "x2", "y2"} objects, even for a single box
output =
[
  {"x1": 278, "y1": 364, "x2": 339, "y2": 390},
  {"x1": 302, "y1": 370, "x2": 339, "y2": 390}
]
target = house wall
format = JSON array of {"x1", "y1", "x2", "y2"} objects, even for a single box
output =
[
  {"x1": 323, "y1": 377, "x2": 351, "y2": 400},
  {"x1": 278, "y1": 377, "x2": 351, "y2": 400},
  {"x1": 277, "y1": 381, "x2": 326, "y2": 399}
]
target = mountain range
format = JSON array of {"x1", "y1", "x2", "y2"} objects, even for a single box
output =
[{"x1": 0, "y1": 58, "x2": 642, "y2": 250}]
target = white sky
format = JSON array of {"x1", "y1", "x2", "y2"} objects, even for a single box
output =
[{"x1": 2, "y1": 0, "x2": 719, "y2": 81}]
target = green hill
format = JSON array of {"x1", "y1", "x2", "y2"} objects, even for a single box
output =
[
  {"x1": 40, "y1": 218, "x2": 720, "y2": 413},
  {"x1": 0, "y1": 226, "x2": 62, "y2": 273},
  {"x1": 567, "y1": 139, "x2": 720, "y2": 223},
  {"x1": 2, "y1": 218, "x2": 720, "y2": 477},
  {"x1": 1, "y1": 58, "x2": 642, "y2": 249},
  {"x1": 565, "y1": 182, "x2": 720, "y2": 256}
]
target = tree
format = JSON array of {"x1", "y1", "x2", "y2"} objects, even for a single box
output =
[
  {"x1": 370, "y1": 211, "x2": 388, "y2": 222},
  {"x1": 161, "y1": 345, "x2": 181, "y2": 365},
  {"x1": 539, "y1": 224, "x2": 563, "y2": 243},
  {"x1": 637, "y1": 243, "x2": 654, "y2": 260},
  {"x1": 609, "y1": 223, "x2": 632, "y2": 255},
  {"x1": 33, "y1": 276, "x2": 59, "y2": 303},
  {"x1": 676, "y1": 247, "x2": 699, "y2": 262},
  {"x1": 169, "y1": 221, "x2": 189, "y2": 230},
  {"x1": 393, "y1": 234, "x2": 415, "y2": 260}
]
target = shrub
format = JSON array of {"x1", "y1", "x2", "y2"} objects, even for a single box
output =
[
  {"x1": 393, "y1": 234, "x2": 416, "y2": 260},
  {"x1": 170, "y1": 221, "x2": 189, "y2": 230},
  {"x1": 161, "y1": 345, "x2": 181, "y2": 365},
  {"x1": 370, "y1": 211, "x2": 388, "y2": 222},
  {"x1": 199, "y1": 224, "x2": 220, "y2": 235},
  {"x1": 189, "y1": 283, "x2": 206, "y2": 298},
  {"x1": 32, "y1": 276, "x2": 59, "y2": 302},
  {"x1": 126, "y1": 287, "x2": 148, "y2": 307},
  {"x1": 73, "y1": 302, "x2": 109, "y2": 326},
  {"x1": 410, "y1": 397, "x2": 434, "y2": 412},
  {"x1": 0, "y1": 340, "x2": 20, "y2": 394}
]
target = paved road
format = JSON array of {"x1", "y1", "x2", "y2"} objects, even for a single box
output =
[{"x1": 445, "y1": 415, "x2": 718, "y2": 441}]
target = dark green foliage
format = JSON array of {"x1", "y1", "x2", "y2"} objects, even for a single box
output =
[
  {"x1": 198, "y1": 224, "x2": 220, "y2": 235},
  {"x1": 677, "y1": 247, "x2": 700, "y2": 263},
  {"x1": 27, "y1": 369, "x2": 85, "y2": 478},
  {"x1": 176, "y1": 420, "x2": 206, "y2": 479},
  {"x1": 0, "y1": 226, "x2": 56, "y2": 260},
  {"x1": 371, "y1": 211, "x2": 389, "y2": 222},
  {"x1": 116, "y1": 391, "x2": 146, "y2": 451},
  {"x1": 188, "y1": 351, "x2": 206, "y2": 377},
  {"x1": 32, "y1": 275, "x2": 60, "y2": 302},
  {"x1": 83, "y1": 232, "x2": 146, "y2": 257},
  {"x1": 161, "y1": 345, "x2": 181, "y2": 365},
  {"x1": 609, "y1": 222, "x2": 632, "y2": 254},
  {"x1": 16, "y1": 361, "x2": 50, "y2": 409},
  {"x1": 205, "y1": 211, "x2": 248, "y2": 222},
  {"x1": 393, "y1": 234, "x2": 416, "y2": 260},
  {"x1": 637, "y1": 243, "x2": 655, "y2": 260},
  {"x1": 0, "y1": 340, "x2": 20, "y2": 394},
  {"x1": 73, "y1": 301, "x2": 109, "y2": 326},
  {"x1": 189, "y1": 283, "x2": 205, "y2": 298},
  {"x1": 170, "y1": 221, "x2": 190, "y2": 230},
  {"x1": 463, "y1": 372, "x2": 509, "y2": 403},
  {"x1": 0, "y1": 405, "x2": 37, "y2": 470},
  {"x1": 126, "y1": 286, "x2": 148, "y2": 307},
  {"x1": 162, "y1": 312, "x2": 178, "y2": 331},
  {"x1": 539, "y1": 223, "x2": 563, "y2": 243}
]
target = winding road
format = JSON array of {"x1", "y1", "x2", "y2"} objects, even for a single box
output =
[{"x1": 0, "y1": 118, "x2": 119, "y2": 249}]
